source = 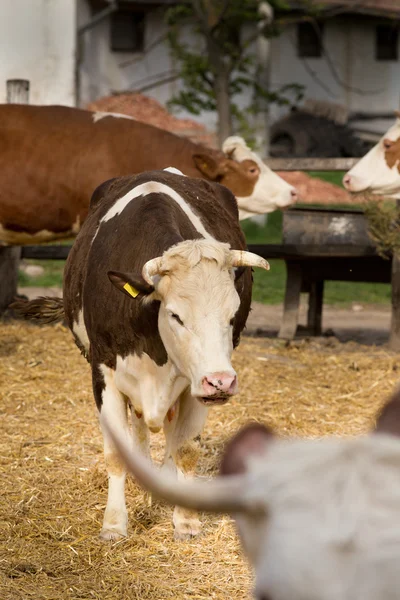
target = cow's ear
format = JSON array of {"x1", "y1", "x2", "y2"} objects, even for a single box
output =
[
  {"x1": 108, "y1": 271, "x2": 154, "y2": 299},
  {"x1": 193, "y1": 153, "x2": 227, "y2": 180},
  {"x1": 220, "y1": 423, "x2": 274, "y2": 476},
  {"x1": 375, "y1": 387, "x2": 400, "y2": 438}
]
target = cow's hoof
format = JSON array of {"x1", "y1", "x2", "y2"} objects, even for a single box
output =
[
  {"x1": 99, "y1": 527, "x2": 127, "y2": 541},
  {"x1": 173, "y1": 511, "x2": 202, "y2": 540}
]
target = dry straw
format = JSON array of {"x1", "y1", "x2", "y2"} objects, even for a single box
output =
[{"x1": 1, "y1": 322, "x2": 399, "y2": 599}]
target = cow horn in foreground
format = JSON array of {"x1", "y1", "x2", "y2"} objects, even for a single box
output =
[
  {"x1": 141, "y1": 250, "x2": 270, "y2": 286},
  {"x1": 230, "y1": 250, "x2": 270, "y2": 271},
  {"x1": 142, "y1": 256, "x2": 164, "y2": 286},
  {"x1": 104, "y1": 419, "x2": 249, "y2": 514}
]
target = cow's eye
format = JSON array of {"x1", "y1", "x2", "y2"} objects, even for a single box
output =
[
  {"x1": 383, "y1": 139, "x2": 393, "y2": 150},
  {"x1": 248, "y1": 166, "x2": 259, "y2": 175},
  {"x1": 171, "y1": 313, "x2": 184, "y2": 326}
]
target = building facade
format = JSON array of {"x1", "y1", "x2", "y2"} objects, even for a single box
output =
[{"x1": 0, "y1": 0, "x2": 398, "y2": 138}]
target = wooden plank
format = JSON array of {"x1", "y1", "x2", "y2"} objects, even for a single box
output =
[
  {"x1": 247, "y1": 243, "x2": 380, "y2": 259},
  {"x1": 282, "y1": 208, "x2": 372, "y2": 247},
  {"x1": 299, "y1": 257, "x2": 391, "y2": 284},
  {"x1": 278, "y1": 260, "x2": 303, "y2": 340},
  {"x1": 307, "y1": 281, "x2": 324, "y2": 336},
  {"x1": 389, "y1": 253, "x2": 400, "y2": 350},
  {"x1": 22, "y1": 243, "x2": 380, "y2": 261},
  {"x1": 264, "y1": 157, "x2": 359, "y2": 171},
  {"x1": 21, "y1": 245, "x2": 72, "y2": 260},
  {"x1": 0, "y1": 247, "x2": 21, "y2": 312},
  {"x1": 389, "y1": 200, "x2": 400, "y2": 350}
]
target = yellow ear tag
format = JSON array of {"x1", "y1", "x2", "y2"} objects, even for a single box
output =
[{"x1": 123, "y1": 282, "x2": 139, "y2": 298}]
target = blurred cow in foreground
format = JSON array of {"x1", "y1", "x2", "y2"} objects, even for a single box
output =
[
  {"x1": 343, "y1": 112, "x2": 400, "y2": 199},
  {"x1": 107, "y1": 389, "x2": 400, "y2": 600}
]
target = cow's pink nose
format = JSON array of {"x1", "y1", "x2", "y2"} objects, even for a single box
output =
[
  {"x1": 343, "y1": 174, "x2": 351, "y2": 188},
  {"x1": 202, "y1": 372, "x2": 238, "y2": 396}
]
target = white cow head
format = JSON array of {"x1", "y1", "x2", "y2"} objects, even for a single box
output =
[
  {"x1": 343, "y1": 113, "x2": 400, "y2": 198},
  {"x1": 193, "y1": 136, "x2": 298, "y2": 220},
  {"x1": 105, "y1": 388, "x2": 400, "y2": 600},
  {"x1": 108, "y1": 239, "x2": 269, "y2": 404}
]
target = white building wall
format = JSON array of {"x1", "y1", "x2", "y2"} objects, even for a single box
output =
[
  {"x1": 0, "y1": 0, "x2": 76, "y2": 106},
  {"x1": 78, "y1": 5, "x2": 400, "y2": 136},
  {"x1": 78, "y1": 6, "x2": 176, "y2": 105},
  {"x1": 269, "y1": 18, "x2": 400, "y2": 124},
  {"x1": 77, "y1": 3, "x2": 216, "y2": 127}
]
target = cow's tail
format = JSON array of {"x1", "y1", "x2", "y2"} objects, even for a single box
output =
[{"x1": 10, "y1": 297, "x2": 65, "y2": 324}]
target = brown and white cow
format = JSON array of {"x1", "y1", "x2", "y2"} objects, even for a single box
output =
[
  {"x1": 106, "y1": 389, "x2": 400, "y2": 600},
  {"x1": 12, "y1": 168, "x2": 269, "y2": 540},
  {"x1": 343, "y1": 112, "x2": 400, "y2": 198},
  {"x1": 0, "y1": 104, "x2": 297, "y2": 245}
]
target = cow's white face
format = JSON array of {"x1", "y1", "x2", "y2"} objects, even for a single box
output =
[
  {"x1": 222, "y1": 137, "x2": 298, "y2": 219},
  {"x1": 193, "y1": 137, "x2": 298, "y2": 220},
  {"x1": 343, "y1": 115, "x2": 400, "y2": 198},
  {"x1": 108, "y1": 240, "x2": 271, "y2": 404},
  {"x1": 150, "y1": 241, "x2": 240, "y2": 403}
]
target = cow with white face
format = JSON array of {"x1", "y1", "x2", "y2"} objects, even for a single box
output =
[
  {"x1": 222, "y1": 136, "x2": 298, "y2": 219},
  {"x1": 12, "y1": 168, "x2": 269, "y2": 541},
  {"x1": 105, "y1": 388, "x2": 400, "y2": 600},
  {"x1": 343, "y1": 112, "x2": 400, "y2": 198},
  {"x1": 0, "y1": 104, "x2": 298, "y2": 245}
]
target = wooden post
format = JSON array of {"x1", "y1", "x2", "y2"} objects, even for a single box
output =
[
  {"x1": 278, "y1": 260, "x2": 303, "y2": 340},
  {"x1": 0, "y1": 79, "x2": 29, "y2": 315},
  {"x1": 389, "y1": 202, "x2": 400, "y2": 349}
]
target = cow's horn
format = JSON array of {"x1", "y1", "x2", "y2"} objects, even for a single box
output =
[
  {"x1": 142, "y1": 256, "x2": 164, "y2": 286},
  {"x1": 230, "y1": 250, "x2": 270, "y2": 271},
  {"x1": 104, "y1": 419, "x2": 249, "y2": 513}
]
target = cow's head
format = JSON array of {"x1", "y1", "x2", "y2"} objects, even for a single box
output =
[
  {"x1": 105, "y1": 387, "x2": 400, "y2": 600},
  {"x1": 193, "y1": 136, "x2": 298, "y2": 219},
  {"x1": 108, "y1": 239, "x2": 269, "y2": 404},
  {"x1": 343, "y1": 112, "x2": 400, "y2": 198}
]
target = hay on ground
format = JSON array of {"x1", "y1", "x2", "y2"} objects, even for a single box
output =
[{"x1": 1, "y1": 322, "x2": 399, "y2": 599}]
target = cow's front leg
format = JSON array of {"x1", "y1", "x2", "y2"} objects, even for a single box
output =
[
  {"x1": 96, "y1": 365, "x2": 132, "y2": 541},
  {"x1": 163, "y1": 390, "x2": 208, "y2": 540}
]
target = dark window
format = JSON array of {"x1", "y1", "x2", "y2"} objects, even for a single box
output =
[
  {"x1": 376, "y1": 25, "x2": 398, "y2": 61},
  {"x1": 297, "y1": 22, "x2": 324, "y2": 58},
  {"x1": 110, "y1": 10, "x2": 145, "y2": 53}
]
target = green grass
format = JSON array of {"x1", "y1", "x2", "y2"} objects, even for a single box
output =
[
  {"x1": 308, "y1": 170, "x2": 345, "y2": 187},
  {"x1": 18, "y1": 259, "x2": 65, "y2": 288},
  {"x1": 18, "y1": 173, "x2": 392, "y2": 306}
]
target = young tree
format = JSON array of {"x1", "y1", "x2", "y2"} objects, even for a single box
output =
[{"x1": 166, "y1": 0, "x2": 305, "y2": 147}]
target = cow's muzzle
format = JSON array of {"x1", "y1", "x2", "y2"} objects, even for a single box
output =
[{"x1": 196, "y1": 372, "x2": 238, "y2": 405}]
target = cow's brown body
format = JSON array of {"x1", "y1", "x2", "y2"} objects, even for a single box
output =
[
  {"x1": 0, "y1": 104, "x2": 296, "y2": 245},
  {"x1": 0, "y1": 105, "x2": 207, "y2": 242}
]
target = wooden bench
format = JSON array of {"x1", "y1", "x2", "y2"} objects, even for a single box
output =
[
  {"x1": 248, "y1": 205, "x2": 391, "y2": 340},
  {"x1": 247, "y1": 243, "x2": 390, "y2": 340}
]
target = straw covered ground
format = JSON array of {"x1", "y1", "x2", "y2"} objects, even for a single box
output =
[{"x1": 1, "y1": 320, "x2": 400, "y2": 600}]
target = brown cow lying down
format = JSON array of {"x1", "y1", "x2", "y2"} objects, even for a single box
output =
[
  {"x1": 0, "y1": 104, "x2": 298, "y2": 245},
  {"x1": 106, "y1": 389, "x2": 400, "y2": 600}
]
